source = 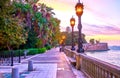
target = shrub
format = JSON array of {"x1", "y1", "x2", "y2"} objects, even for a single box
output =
[
  {"x1": 0, "y1": 47, "x2": 47, "y2": 56},
  {"x1": 0, "y1": 49, "x2": 24, "y2": 57},
  {"x1": 27, "y1": 48, "x2": 38, "y2": 55},
  {"x1": 38, "y1": 47, "x2": 46, "y2": 53},
  {"x1": 45, "y1": 45, "x2": 51, "y2": 50},
  {"x1": 0, "y1": 50, "x2": 10, "y2": 58},
  {"x1": 14, "y1": 49, "x2": 24, "y2": 56}
]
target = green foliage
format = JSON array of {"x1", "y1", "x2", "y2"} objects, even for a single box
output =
[
  {"x1": 13, "y1": 49, "x2": 24, "y2": 56},
  {"x1": 0, "y1": 0, "x2": 9, "y2": 9},
  {"x1": 0, "y1": 19, "x2": 26, "y2": 47},
  {"x1": 61, "y1": 31, "x2": 87, "y2": 46},
  {"x1": 38, "y1": 47, "x2": 46, "y2": 53},
  {"x1": 0, "y1": 49, "x2": 24, "y2": 57},
  {"x1": 21, "y1": 29, "x2": 38, "y2": 49},
  {"x1": 34, "y1": 12, "x2": 42, "y2": 20},
  {"x1": 0, "y1": 0, "x2": 61, "y2": 50},
  {"x1": 45, "y1": 45, "x2": 52, "y2": 50},
  {"x1": 33, "y1": 12, "x2": 47, "y2": 27},
  {"x1": 27, "y1": 48, "x2": 46, "y2": 55},
  {"x1": 27, "y1": 48, "x2": 38, "y2": 55},
  {"x1": 14, "y1": 2, "x2": 32, "y2": 13},
  {"x1": 0, "y1": 0, "x2": 27, "y2": 50},
  {"x1": 0, "y1": 50, "x2": 11, "y2": 57},
  {"x1": 49, "y1": 17, "x2": 61, "y2": 46},
  {"x1": 35, "y1": 39, "x2": 43, "y2": 48},
  {"x1": 0, "y1": 47, "x2": 46, "y2": 57}
]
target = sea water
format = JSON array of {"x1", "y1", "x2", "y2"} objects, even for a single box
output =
[{"x1": 86, "y1": 46, "x2": 120, "y2": 67}]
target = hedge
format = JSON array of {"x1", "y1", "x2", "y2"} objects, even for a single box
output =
[{"x1": 0, "y1": 47, "x2": 47, "y2": 56}]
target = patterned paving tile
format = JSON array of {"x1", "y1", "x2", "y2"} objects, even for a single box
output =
[{"x1": 0, "y1": 64, "x2": 57, "y2": 78}]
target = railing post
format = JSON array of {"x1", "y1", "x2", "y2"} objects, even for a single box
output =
[
  {"x1": 64, "y1": 48, "x2": 120, "y2": 78},
  {"x1": 76, "y1": 53, "x2": 81, "y2": 70}
]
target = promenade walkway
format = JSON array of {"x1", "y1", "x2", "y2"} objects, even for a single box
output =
[{"x1": 0, "y1": 47, "x2": 86, "y2": 78}]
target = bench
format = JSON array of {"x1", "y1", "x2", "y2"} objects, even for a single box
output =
[{"x1": 68, "y1": 57, "x2": 76, "y2": 66}]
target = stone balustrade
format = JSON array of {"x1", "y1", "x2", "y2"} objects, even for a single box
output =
[{"x1": 64, "y1": 48, "x2": 120, "y2": 78}]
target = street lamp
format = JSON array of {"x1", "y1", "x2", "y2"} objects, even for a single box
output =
[
  {"x1": 62, "y1": 35, "x2": 66, "y2": 40},
  {"x1": 70, "y1": 16, "x2": 75, "y2": 50},
  {"x1": 61, "y1": 35, "x2": 66, "y2": 51},
  {"x1": 75, "y1": 0, "x2": 84, "y2": 53}
]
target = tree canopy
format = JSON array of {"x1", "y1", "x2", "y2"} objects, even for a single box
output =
[
  {"x1": 0, "y1": 0, "x2": 27, "y2": 50},
  {"x1": 0, "y1": 0, "x2": 61, "y2": 50}
]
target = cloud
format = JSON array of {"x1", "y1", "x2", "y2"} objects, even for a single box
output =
[{"x1": 83, "y1": 23, "x2": 120, "y2": 35}]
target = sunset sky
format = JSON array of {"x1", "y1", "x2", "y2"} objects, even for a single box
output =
[{"x1": 38, "y1": 0, "x2": 120, "y2": 46}]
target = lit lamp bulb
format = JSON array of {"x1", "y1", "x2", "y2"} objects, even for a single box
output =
[
  {"x1": 75, "y1": 3, "x2": 83, "y2": 17},
  {"x1": 70, "y1": 17, "x2": 75, "y2": 27}
]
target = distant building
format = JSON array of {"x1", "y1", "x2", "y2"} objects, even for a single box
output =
[
  {"x1": 66, "y1": 26, "x2": 71, "y2": 33},
  {"x1": 83, "y1": 43, "x2": 109, "y2": 51}
]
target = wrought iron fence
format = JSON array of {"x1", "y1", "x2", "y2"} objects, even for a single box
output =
[{"x1": 0, "y1": 50, "x2": 21, "y2": 66}]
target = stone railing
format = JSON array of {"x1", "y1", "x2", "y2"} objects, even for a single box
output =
[{"x1": 64, "y1": 48, "x2": 120, "y2": 78}]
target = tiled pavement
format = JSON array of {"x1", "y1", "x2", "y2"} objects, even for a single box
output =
[{"x1": 0, "y1": 47, "x2": 86, "y2": 78}]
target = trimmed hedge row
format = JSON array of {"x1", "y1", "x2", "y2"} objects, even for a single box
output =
[
  {"x1": 27, "y1": 48, "x2": 46, "y2": 55},
  {"x1": 0, "y1": 47, "x2": 51, "y2": 56}
]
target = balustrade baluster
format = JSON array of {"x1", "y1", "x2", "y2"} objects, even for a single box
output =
[
  {"x1": 110, "y1": 73, "x2": 113, "y2": 78},
  {"x1": 103, "y1": 69, "x2": 105, "y2": 78},
  {"x1": 95, "y1": 64, "x2": 97, "y2": 78},
  {"x1": 64, "y1": 48, "x2": 120, "y2": 78}
]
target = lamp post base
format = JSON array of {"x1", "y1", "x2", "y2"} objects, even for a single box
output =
[
  {"x1": 77, "y1": 48, "x2": 84, "y2": 53},
  {"x1": 71, "y1": 46, "x2": 75, "y2": 50}
]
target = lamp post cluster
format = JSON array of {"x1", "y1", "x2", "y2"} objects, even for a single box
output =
[{"x1": 70, "y1": 0, "x2": 84, "y2": 53}]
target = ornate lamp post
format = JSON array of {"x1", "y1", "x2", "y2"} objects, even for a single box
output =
[
  {"x1": 70, "y1": 16, "x2": 75, "y2": 50},
  {"x1": 61, "y1": 35, "x2": 66, "y2": 51},
  {"x1": 75, "y1": 0, "x2": 84, "y2": 53}
]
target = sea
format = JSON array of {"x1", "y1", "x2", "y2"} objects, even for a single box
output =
[{"x1": 86, "y1": 46, "x2": 120, "y2": 67}]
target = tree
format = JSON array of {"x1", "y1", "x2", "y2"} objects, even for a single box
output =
[
  {"x1": 89, "y1": 39, "x2": 95, "y2": 44},
  {"x1": 13, "y1": 1, "x2": 61, "y2": 48},
  {"x1": 60, "y1": 31, "x2": 87, "y2": 46},
  {"x1": 49, "y1": 17, "x2": 61, "y2": 46},
  {"x1": 20, "y1": 28, "x2": 39, "y2": 49},
  {"x1": 0, "y1": 0, "x2": 27, "y2": 50}
]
